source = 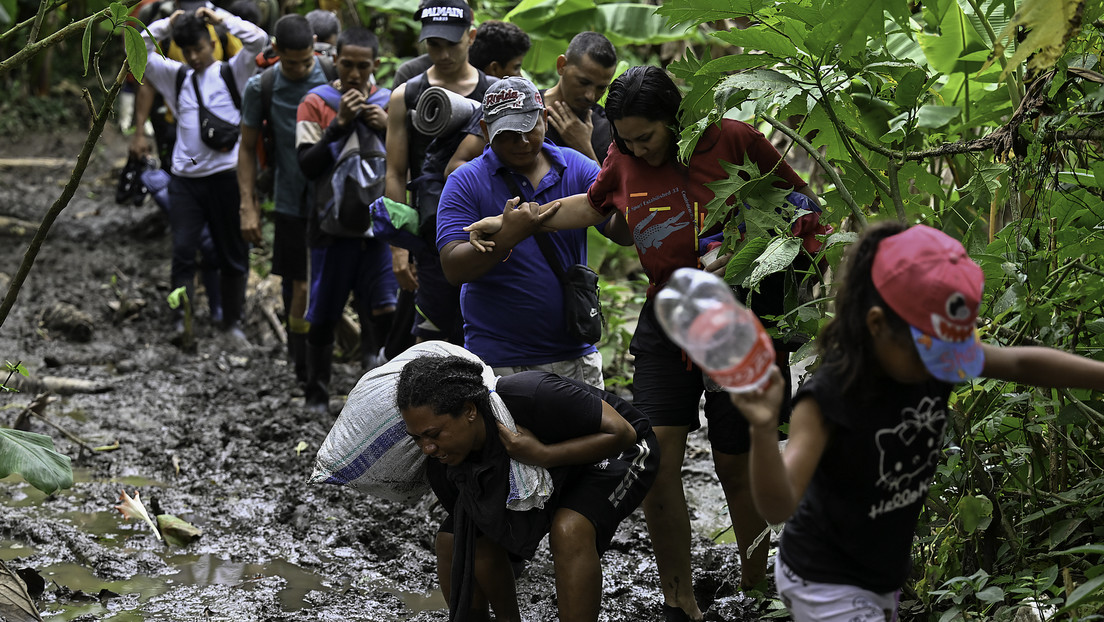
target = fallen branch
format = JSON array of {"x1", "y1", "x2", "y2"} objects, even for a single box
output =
[
  {"x1": 262, "y1": 304, "x2": 287, "y2": 344},
  {"x1": 0, "y1": 215, "x2": 39, "y2": 237},
  {"x1": 23, "y1": 375, "x2": 113, "y2": 395},
  {"x1": 26, "y1": 408, "x2": 95, "y2": 454}
]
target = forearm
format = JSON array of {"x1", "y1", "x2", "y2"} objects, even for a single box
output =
[
  {"x1": 599, "y1": 212, "x2": 634, "y2": 246},
  {"x1": 219, "y1": 10, "x2": 266, "y2": 51},
  {"x1": 384, "y1": 90, "x2": 409, "y2": 204},
  {"x1": 531, "y1": 432, "x2": 630, "y2": 469},
  {"x1": 445, "y1": 134, "x2": 485, "y2": 177},
  {"x1": 535, "y1": 193, "x2": 606, "y2": 231},
  {"x1": 440, "y1": 240, "x2": 518, "y2": 285},
  {"x1": 144, "y1": 18, "x2": 171, "y2": 53},
  {"x1": 236, "y1": 143, "x2": 258, "y2": 207},
  {"x1": 748, "y1": 426, "x2": 800, "y2": 525},
  {"x1": 385, "y1": 170, "x2": 407, "y2": 203},
  {"x1": 133, "y1": 82, "x2": 155, "y2": 130},
  {"x1": 983, "y1": 344, "x2": 1104, "y2": 391}
]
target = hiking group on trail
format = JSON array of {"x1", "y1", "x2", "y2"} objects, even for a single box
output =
[{"x1": 121, "y1": 1, "x2": 1104, "y2": 620}]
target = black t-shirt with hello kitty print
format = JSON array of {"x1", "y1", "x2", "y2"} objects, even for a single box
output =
[{"x1": 780, "y1": 365, "x2": 953, "y2": 593}]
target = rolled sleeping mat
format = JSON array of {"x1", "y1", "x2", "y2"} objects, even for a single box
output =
[{"x1": 412, "y1": 86, "x2": 481, "y2": 137}]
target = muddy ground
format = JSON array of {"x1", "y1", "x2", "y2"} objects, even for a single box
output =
[{"x1": 0, "y1": 125, "x2": 780, "y2": 621}]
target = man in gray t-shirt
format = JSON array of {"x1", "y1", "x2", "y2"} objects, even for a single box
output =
[{"x1": 237, "y1": 14, "x2": 333, "y2": 389}]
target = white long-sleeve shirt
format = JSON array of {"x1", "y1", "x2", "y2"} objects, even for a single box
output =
[{"x1": 142, "y1": 10, "x2": 266, "y2": 178}]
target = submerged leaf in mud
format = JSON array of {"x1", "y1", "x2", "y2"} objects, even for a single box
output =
[
  {"x1": 0, "y1": 559, "x2": 42, "y2": 622},
  {"x1": 113, "y1": 490, "x2": 161, "y2": 540},
  {"x1": 156, "y1": 514, "x2": 202, "y2": 547}
]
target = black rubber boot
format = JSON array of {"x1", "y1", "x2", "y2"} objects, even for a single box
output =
[
  {"x1": 287, "y1": 331, "x2": 308, "y2": 388},
  {"x1": 304, "y1": 342, "x2": 333, "y2": 415},
  {"x1": 220, "y1": 270, "x2": 248, "y2": 344},
  {"x1": 357, "y1": 309, "x2": 389, "y2": 371}
]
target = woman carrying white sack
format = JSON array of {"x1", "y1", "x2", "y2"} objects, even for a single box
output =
[{"x1": 396, "y1": 352, "x2": 659, "y2": 622}]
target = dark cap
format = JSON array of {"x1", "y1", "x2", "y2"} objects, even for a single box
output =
[
  {"x1": 176, "y1": 0, "x2": 208, "y2": 12},
  {"x1": 414, "y1": 0, "x2": 472, "y2": 43}
]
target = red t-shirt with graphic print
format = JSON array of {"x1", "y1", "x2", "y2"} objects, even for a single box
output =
[{"x1": 587, "y1": 118, "x2": 813, "y2": 298}]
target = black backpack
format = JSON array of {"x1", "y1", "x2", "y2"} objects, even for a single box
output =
[{"x1": 254, "y1": 56, "x2": 338, "y2": 196}]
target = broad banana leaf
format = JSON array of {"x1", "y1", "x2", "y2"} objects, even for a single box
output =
[{"x1": 0, "y1": 428, "x2": 73, "y2": 495}]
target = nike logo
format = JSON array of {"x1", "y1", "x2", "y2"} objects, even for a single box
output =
[{"x1": 589, "y1": 308, "x2": 599, "y2": 317}]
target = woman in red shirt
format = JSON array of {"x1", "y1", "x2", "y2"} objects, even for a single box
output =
[{"x1": 464, "y1": 65, "x2": 824, "y2": 622}]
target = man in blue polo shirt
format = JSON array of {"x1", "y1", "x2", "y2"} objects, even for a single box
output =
[{"x1": 436, "y1": 77, "x2": 603, "y2": 386}]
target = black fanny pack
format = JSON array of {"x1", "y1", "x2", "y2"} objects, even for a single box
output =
[
  {"x1": 190, "y1": 66, "x2": 241, "y2": 152},
  {"x1": 535, "y1": 233, "x2": 603, "y2": 345}
]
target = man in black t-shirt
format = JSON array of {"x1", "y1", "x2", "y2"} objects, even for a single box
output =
[
  {"x1": 384, "y1": 0, "x2": 496, "y2": 347},
  {"x1": 541, "y1": 32, "x2": 617, "y2": 164}
]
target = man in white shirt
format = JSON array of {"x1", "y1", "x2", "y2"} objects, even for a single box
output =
[{"x1": 142, "y1": 6, "x2": 266, "y2": 344}]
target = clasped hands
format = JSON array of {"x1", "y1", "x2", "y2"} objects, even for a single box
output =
[
  {"x1": 463, "y1": 196, "x2": 561, "y2": 252},
  {"x1": 336, "y1": 89, "x2": 387, "y2": 131}
]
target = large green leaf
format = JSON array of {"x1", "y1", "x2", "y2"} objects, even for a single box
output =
[
  {"x1": 521, "y1": 36, "x2": 569, "y2": 74},
  {"x1": 595, "y1": 4, "x2": 698, "y2": 45},
  {"x1": 655, "y1": 0, "x2": 771, "y2": 27},
  {"x1": 716, "y1": 68, "x2": 798, "y2": 94},
  {"x1": 364, "y1": 0, "x2": 419, "y2": 13},
  {"x1": 701, "y1": 160, "x2": 763, "y2": 232},
  {"x1": 1059, "y1": 574, "x2": 1104, "y2": 613},
  {"x1": 956, "y1": 494, "x2": 993, "y2": 534},
  {"x1": 725, "y1": 236, "x2": 770, "y2": 285},
  {"x1": 698, "y1": 53, "x2": 775, "y2": 75},
  {"x1": 700, "y1": 160, "x2": 789, "y2": 234},
  {"x1": 668, "y1": 50, "x2": 717, "y2": 123},
  {"x1": 802, "y1": 104, "x2": 849, "y2": 160},
  {"x1": 915, "y1": 104, "x2": 961, "y2": 128},
  {"x1": 123, "y1": 25, "x2": 147, "y2": 83},
  {"x1": 747, "y1": 236, "x2": 802, "y2": 290},
  {"x1": 812, "y1": 0, "x2": 886, "y2": 60},
  {"x1": 506, "y1": 0, "x2": 594, "y2": 32},
  {"x1": 713, "y1": 25, "x2": 802, "y2": 60},
  {"x1": 917, "y1": 0, "x2": 989, "y2": 74},
  {"x1": 0, "y1": 428, "x2": 74, "y2": 495}
]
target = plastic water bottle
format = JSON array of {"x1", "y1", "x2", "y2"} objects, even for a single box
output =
[{"x1": 655, "y1": 268, "x2": 776, "y2": 393}]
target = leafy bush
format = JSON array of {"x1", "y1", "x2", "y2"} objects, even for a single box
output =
[{"x1": 659, "y1": 0, "x2": 1104, "y2": 616}]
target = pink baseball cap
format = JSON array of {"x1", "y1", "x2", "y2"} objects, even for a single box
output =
[{"x1": 872, "y1": 225, "x2": 985, "y2": 383}]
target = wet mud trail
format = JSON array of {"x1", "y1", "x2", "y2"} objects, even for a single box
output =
[{"x1": 0, "y1": 128, "x2": 774, "y2": 621}]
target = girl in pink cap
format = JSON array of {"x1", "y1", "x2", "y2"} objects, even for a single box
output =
[{"x1": 733, "y1": 220, "x2": 1104, "y2": 621}]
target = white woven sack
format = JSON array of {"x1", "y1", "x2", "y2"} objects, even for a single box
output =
[{"x1": 309, "y1": 341, "x2": 553, "y2": 509}]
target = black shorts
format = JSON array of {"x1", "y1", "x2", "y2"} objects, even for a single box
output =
[
  {"x1": 271, "y1": 213, "x2": 308, "y2": 281},
  {"x1": 630, "y1": 299, "x2": 791, "y2": 456},
  {"x1": 557, "y1": 432, "x2": 659, "y2": 552},
  {"x1": 437, "y1": 433, "x2": 659, "y2": 555}
]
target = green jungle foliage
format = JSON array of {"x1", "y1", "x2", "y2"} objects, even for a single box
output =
[{"x1": 658, "y1": 0, "x2": 1104, "y2": 618}]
